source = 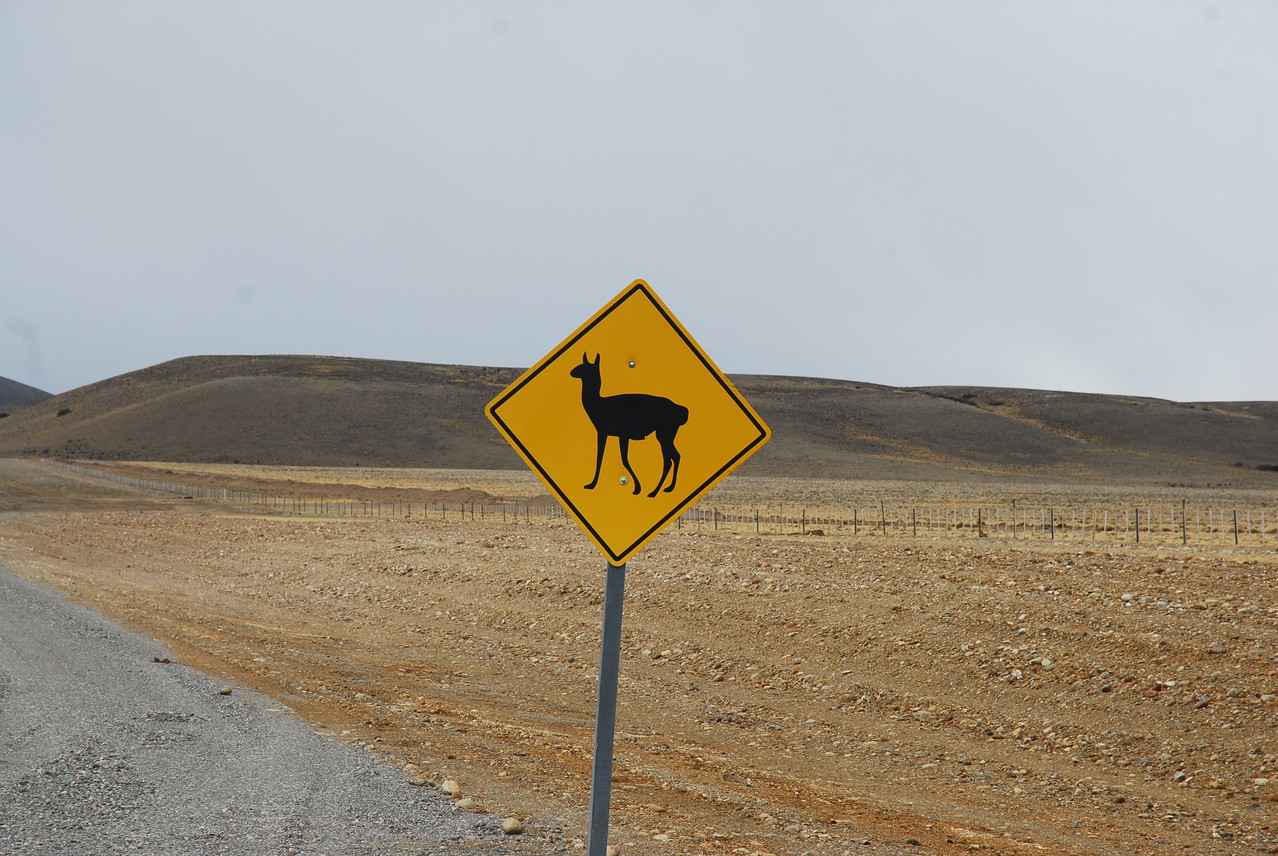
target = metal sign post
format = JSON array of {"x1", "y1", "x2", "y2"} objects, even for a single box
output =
[
  {"x1": 486, "y1": 280, "x2": 770, "y2": 853},
  {"x1": 586, "y1": 562, "x2": 626, "y2": 856}
]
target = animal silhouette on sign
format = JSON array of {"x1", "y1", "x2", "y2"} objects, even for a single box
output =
[{"x1": 570, "y1": 353, "x2": 689, "y2": 498}]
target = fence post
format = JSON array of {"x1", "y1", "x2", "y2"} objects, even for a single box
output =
[{"x1": 1234, "y1": 510, "x2": 1239, "y2": 545}]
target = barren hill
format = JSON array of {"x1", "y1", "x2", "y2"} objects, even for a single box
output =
[
  {"x1": 0, "y1": 376, "x2": 51, "y2": 414},
  {"x1": 0, "y1": 355, "x2": 1274, "y2": 489}
]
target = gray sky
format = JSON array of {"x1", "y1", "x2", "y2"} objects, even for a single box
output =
[{"x1": 3, "y1": 2, "x2": 1275, "y2": 401}]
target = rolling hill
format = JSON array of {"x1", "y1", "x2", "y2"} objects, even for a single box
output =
[
  {"x1": 0, "y1": 355, "x2": 1275, "y2": 488},
  {"x1": 0, "y1": 376, "x2": 51, "y2": 414}
]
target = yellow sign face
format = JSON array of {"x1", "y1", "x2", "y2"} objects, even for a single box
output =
[{"x1": 487, "y1": 280, "x2": 771, "y2": 565}]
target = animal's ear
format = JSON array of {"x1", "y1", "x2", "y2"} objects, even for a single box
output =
[{"x1": 592, "y1": 353, "x2": 600, "y2": 366}]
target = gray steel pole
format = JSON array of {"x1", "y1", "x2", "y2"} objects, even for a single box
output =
[{"x1": 587, "y1": 562, "x2": 627, "y2": 856}]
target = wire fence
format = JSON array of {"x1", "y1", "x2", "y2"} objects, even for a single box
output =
[
  {"x1": 680, "y1": 502, "x2": 1276, "y2": 547},
  {"x1": 54, "y1": 460, "x2": 1277, "y2": 548}
]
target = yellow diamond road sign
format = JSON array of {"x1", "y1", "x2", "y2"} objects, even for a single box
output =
[{"x1": 487, "y1": 280, "x2": 771, "y2": 565}]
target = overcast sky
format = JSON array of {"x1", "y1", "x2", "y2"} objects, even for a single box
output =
[{"x1": 2, "y1": 2, "x2": 1275, "y2": 401}]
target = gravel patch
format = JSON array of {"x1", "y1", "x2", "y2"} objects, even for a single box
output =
[{"x1": 0, "y1": 565, "x2": 558, "y2": 856}]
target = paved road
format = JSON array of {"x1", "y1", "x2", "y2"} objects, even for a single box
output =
[{"x1": 0, "y1": 564, "x2": 546, "y2": 856}]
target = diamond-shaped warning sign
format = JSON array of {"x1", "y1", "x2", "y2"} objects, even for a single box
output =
[{"x1": 487, "y1": 280, "x2": 771, "y2": 565}]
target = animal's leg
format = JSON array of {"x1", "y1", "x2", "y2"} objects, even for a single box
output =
[
  {"x1": 663, "y1": 434, "x2": 681, "y2": 494},
  {"x1": 648, "y1": 431, "x2": 681, "y2": 497},
  {"x1": 648, "y1": 455, "x2": 672, "y2": 498},
  {"x1": 618, "y1": 438, "x2": 642, "y2": 495},
  {"x1": 584, "y1": 432, "x2": 606, "y2": 490}
]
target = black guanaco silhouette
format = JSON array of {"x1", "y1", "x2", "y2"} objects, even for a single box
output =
[{"x1": 570, "y1": 353, "x2": 689, "y2": 498}]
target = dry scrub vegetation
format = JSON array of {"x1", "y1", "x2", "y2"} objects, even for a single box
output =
[{"x1": 1, "y1": 458, "x2": 1276, "y2": 856}]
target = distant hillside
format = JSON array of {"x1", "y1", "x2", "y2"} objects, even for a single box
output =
[
  {"x1": 0, "y1": 355, "x2": 1274, "y2": 489},
  {"x1": 0, "y1": 376, "x2": 52, "y2": 414}
]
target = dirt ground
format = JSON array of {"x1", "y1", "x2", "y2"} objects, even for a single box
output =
[{"x1": 1, "y1": 458, "x2": 1275, "y2": 856}]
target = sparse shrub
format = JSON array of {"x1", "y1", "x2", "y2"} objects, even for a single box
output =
[{"x1": 56, "y1": 407, "x2": 72, "y2": 417}]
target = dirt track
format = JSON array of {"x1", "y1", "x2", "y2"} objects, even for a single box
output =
[{"x1": 1, "y1": 459, "x2": 1276, "y2": 855}]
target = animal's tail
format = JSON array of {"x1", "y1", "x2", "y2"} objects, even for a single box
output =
[{"x1": 673, "y1": 403, "x2": 689, "y2": 427}]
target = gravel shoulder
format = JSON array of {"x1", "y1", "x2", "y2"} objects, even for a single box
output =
[{"x1": 0, "y1": 563, "x2": 555, "y2": 856}]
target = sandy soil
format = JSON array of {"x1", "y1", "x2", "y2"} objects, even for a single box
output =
[{"x1": 1, "y1": 458, "x2": 1275, "y2": 856}]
